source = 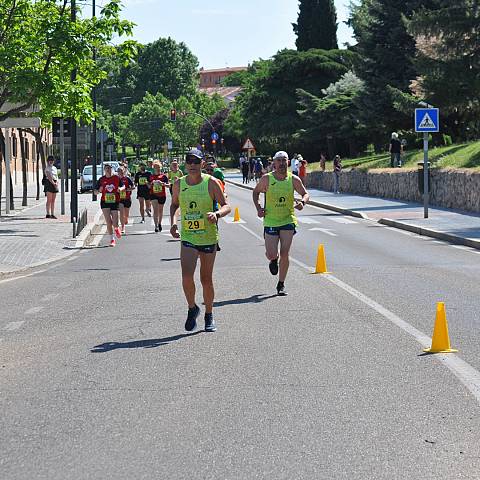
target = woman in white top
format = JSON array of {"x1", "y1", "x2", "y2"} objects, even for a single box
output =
[{"x1": 44, "y1": 155, "x2": 59, "y2": 219}]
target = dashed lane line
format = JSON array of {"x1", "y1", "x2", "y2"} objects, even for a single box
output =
[
  {"x1": 4, "y1": 321, "x2": 25, "y2": 331},
  {"x1": 330, "y1": 217, "x2": 358, "y2": 225},
  {"x1": 309, "y1": 227, "x2": 337, "y2": 237},
  {"x1": 238, "y1": 222, "x2": 480, "y2": 405},
  {"x1": 24, "y1": 306, "x2": 44, "y2": 315}
]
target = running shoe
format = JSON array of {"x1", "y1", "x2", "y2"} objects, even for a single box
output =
[
  {"x1": 204, "y1": 313, "x2": 217, "y2": 332},
  {"x1": 276, "y1": 281, "x2": 287, "y2": 296},
  {"x1": 110, "y1": 238, "x2": 116, "y2": 247},
  {"x1": 269, "y1": 259, "x2": 279, "y2": 276},
  {"x1": 114, "y1": 227, "x2": 122, "y2": 239},
  {"x1": 121, "y1": 227, "x2": 126, "y2": 235},
  {"x1": 158, "y1": 224, "x2": 162, "y2": 232},
  {"x1": 46, "y1": 214, "x2": 51, "y2": 218},
  {"x1": 51, "y1": 215, "x2": 57, "y2": 219},
  {"x1": 155, "y1": 226, "x2": 159, "y2": 233},
  {"x1": 185, "y1": 305, "x2": 200, "y2": 331},
  {"x1": 140, "y1": 218, "x2": 145, "y2": 224},
  {"x1": 146, "y1": 210, "x2": 152, "y2": 217}
]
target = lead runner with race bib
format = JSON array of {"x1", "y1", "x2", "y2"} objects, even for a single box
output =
[{"x1": 170, "y1": 148, "x2": 231, "y2": 333}]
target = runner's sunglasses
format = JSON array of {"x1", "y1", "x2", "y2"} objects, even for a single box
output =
[{"x1": 186, "y1": 156, "x2": 202, "y2": 164}]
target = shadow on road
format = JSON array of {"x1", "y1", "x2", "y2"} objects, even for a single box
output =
[
  {"x1": 161, "y1": 257, "x2": 181, "y2": 262},
  {"x1": 214, "y1": 294, "x2": 277, "y2": 307},
  {"x1": 90, "y1": 331, "x2": 202, "y2": 353}
]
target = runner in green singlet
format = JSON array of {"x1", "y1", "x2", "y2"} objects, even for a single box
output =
[
  {"x1": 170, "y1": 149, "x2": 231, "y2": 332},
  {"x1": 253, "y1": 151, "x2": 309, "y2": 296}
]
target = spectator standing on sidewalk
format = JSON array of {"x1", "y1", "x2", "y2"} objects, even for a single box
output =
[
  {"x1": 320, "y1": 153, "x2": 326, "y2": 171},
  {"x1": 241, "y1": 156, "x2": 250, "y2": 184},
  {"x1": 389, "y1": 132, "x2": 403, "y2": 168},
  {"x1": 291, "y1": 154, "x2": 299, "y2": 176},
  {"x1": 298, "y1": 155, "x2": 308, "y2": 186},
  {"x1": 333, "y1": 155, "x2": 342, "y2": 194},
  {"x1": 44, "y1": 155, "x2": 59, "y2": 219}
]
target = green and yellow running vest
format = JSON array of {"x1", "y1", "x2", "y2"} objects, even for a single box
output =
[
  {"x1": 264, "y1": 172, "x2": 298, "y2": 228},
  {"x1": 179, "y1": 175, "x2": 218, "y2": 245}
]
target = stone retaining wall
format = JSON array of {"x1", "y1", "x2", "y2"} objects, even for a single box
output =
[{"x1": 306, "y1": 169, "x2": 480, "y2": 213}]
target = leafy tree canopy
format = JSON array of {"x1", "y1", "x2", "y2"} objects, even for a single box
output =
[{"x1": 0, "y1": 0, "x2": 136, "y2": 122}]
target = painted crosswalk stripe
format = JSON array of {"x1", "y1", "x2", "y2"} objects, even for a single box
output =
[
  {"x1": 25, "y1": 306, "x2": 44, "y2": 315},
  {"x1": 297, "y1": 216, "x2": 320, "y2": 224},
  {"x1": 310, "y1": 227, "x2": 337, "y2": 236},
  {"x1": 4, "y1": 321, "x2": 25, "y2": 331},
  {"x1": 330, "y1": 217, "x2": 357, "y2": 224}
]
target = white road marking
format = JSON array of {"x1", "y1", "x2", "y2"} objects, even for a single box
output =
[
  {"x1": 41, "y1": 293, "x2": 59, "y2": 303},
  {"x1": 297, "y1": 216, "x2": 320, "y2": 224},
  {"x1": 309, "y1": 227, "x2": 337, "y2": 237},
  {"x1": 4, "y1": 321, "x2": 25, "y2": 331},
  {"x1": 450, "y1": 245, "x2": 472, "y2": 252},
  {"x1": 330, "y1": 217, "x2": 357, "y2": 224},
  {"x1": 25, "y1": 306, "x2": 44, "y2": 315},
  {"x1": 223, "y1": 217, "x2": 246, "y2": 224},
  {"x1": 237, "y1": 222, "x2": 480, "y2": 406}
]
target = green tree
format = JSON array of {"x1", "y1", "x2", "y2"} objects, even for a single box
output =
[
  {"x1": 292, "y1": 0, "x2": 338, "y2": 51},
  {"x1": 97, "y1": 37, "x2": 199, "y2": 114},
  {"x1": 297, "y1": 71, "x2": 367, "y2": 157},
  {"x1": 407, "y1": 1, "x2": 480, "y2": 137},
  {"x1": 349, "y1": 0, "x2": 425, "y2": 145},
  {"x1": 0, "y1": 0, "x2": 136, "y2": 122},
  {"x1": 232, "y1": 49, "x2": 354, "y2": 155}
]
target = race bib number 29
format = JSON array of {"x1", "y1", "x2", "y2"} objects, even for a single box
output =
[{"x1": 183, "y1": 213, "x2": 205, "y2": 232}]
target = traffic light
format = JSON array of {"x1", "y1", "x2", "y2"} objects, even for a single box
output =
[
  {"x1": 212, "y1": 139, "x2": 217, "y2": 145},
  {"x1": 170, "y1": 109, "x2": 176, "y2": 121}
]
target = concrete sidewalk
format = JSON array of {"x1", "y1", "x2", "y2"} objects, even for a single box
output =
[
  {"x1": 226, "y1": 172, "x2": 480, "y2": 249},
  {"x1": 0, "y1": 186, "x2": 101, "y2": 277}
]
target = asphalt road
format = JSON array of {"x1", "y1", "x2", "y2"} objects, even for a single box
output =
[{"x1": 1, "y1": 185, "x2": 480, "y2": 479}]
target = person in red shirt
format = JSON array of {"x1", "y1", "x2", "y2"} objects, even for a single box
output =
[
  {"x1": 117, "y1": 166, "x2": 135, "y2": 235},
  {"x1": 149, "y1": 160, "x2": 169, "y2": 233},
  {"x1": 298, "y1": 155, "x2": 308, "y2": 186},
  {"x1": 95, "y1": 164, "x2": 125, "y2": 247}
]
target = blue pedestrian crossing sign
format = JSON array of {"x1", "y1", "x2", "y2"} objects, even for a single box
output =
[{"x1": 415, "y1": 108, "x2": 439, "y2": 133}]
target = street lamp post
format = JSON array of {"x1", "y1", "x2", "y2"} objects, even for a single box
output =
[
  {"x1": 91, "y1": 0, "x2": 97, "y2": 201},
  {"x1": 70, "y1": 0, "x2": 78, "y2": 223}
]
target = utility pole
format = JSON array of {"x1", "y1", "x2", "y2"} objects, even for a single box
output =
[
  {"x1": 91, "y1": 0, "x2": 97, "y2": 201},
  {"x1": 70, "y1": 0, "x2": 78, "y2": 223}
]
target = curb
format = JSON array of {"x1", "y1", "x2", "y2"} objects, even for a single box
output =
[
  {"x1": 226, "y1": 177, "x2": 480, "y2": 250},
  {"x1": 378, "y1": 218, "x2": 480, "y2": 251},
  {"x1": 0, "y1": 208, "x2": 103, "y2": 281}
]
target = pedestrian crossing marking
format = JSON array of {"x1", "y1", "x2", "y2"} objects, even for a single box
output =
[
  {"x1": 418, "y1": 113, "x2": 436, "y2": 129},
  {"x1": 330, "y1": 217, "x2": 357, "y2": 224},
  {"x1": 297, "y1": 216, "x2": 320, "y2": 224}
]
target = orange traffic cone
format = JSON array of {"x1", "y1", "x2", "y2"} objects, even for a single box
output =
[
  {"x1": 233, "y1": 207, "x2": 241, "y2": 222},
  {"x1": 314, "y1": 244, "x2": 330, "y2": 274},
  {"x1": 423, "y1": 302, "x2": 458, "y2": 353}
]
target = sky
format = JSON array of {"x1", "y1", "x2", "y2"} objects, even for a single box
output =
[{"x1": 108, "y1": 0, "x2": 355, "y2": 69}]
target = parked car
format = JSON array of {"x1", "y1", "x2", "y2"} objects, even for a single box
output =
[{"x1": 80, "y1": 165, "x2": 103, "y2": 193}]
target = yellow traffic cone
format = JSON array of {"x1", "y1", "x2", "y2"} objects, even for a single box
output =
[
  {"x1": 423, "y1": 302, "x2": 458, "y2": 353},
  {"x1": 314, "y1": 244, "x2": 330, "y2": 274},
  {"x1": 233, "y1": 207, "x2": 241, "y2": 222}
]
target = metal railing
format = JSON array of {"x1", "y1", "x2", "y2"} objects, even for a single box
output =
[{"x1": 72, "y1": 208, "x2": 88, "y2": 238}]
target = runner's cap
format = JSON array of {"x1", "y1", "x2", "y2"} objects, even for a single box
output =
[
  {"x1": 186, "y1": 148, "x2": 203, "y2": 159},
  {"x1": 273, "y1": 151, "x2": 289, "y2": 160}
]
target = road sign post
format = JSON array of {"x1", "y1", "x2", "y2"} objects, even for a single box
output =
[
  {"x1": 60, "y1": 119, "x2": 65, "y2": 215},
  {"x1": 415, "y1": 108, "x2": 439, "y2": 219}
]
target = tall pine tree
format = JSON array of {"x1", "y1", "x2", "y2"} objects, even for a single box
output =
[
  {"x1": 293, "y1": 0, "x2": 338, "y2": 50},
  {"x1": 349, "y1": 0, "x2": 428, "y2": 144},
  {"x1": 408, "y1": 0, "x2": 480, "y2": 117}
]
